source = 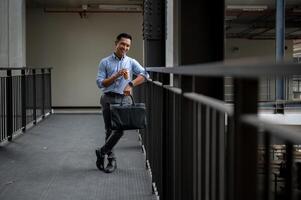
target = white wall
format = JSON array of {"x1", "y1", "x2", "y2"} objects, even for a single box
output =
[
  {"x1": 225, "y1": 39, "x2": 294, "y2": 61},
  {"x1": 27, "y1": 9, "x2": 143, "y2": 107}
]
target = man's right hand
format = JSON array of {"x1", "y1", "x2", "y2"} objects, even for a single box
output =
[
  {"x1": 102, "y1": 69, "x2": 127, "y2": 88},
  {"x1": 115, "y1": 69, "x2": 127, "y2": 79}
]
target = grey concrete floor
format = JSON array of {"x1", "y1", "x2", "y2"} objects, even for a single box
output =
[{"x1": 0, "y1": 114, "x2": 155, "y2": 200}]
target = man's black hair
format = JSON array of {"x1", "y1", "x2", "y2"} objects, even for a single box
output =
[{"x1": 116, "y1": 33, "x2": 132, "y2": 41}]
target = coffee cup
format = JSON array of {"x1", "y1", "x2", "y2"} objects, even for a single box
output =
[{"x1": 124, "y1": 69, "x2": 129, "y2": 80}]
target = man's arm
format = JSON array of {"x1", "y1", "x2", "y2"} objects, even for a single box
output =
[
  {"x1": 96, "y1": 60, "x2": 128, "y2": 89},
  {"x1": 102, "y1": 69, "x2": 126, "y2": 88},
  {"x1": 132, "y1": 74, "x2": 145, "y2": 87},
  {"x1": 123, "y1": 58, "x2": 149, "y2": 96},
  {"x1": 123, "y1": 75, "x2": 145, "y2": 96}
]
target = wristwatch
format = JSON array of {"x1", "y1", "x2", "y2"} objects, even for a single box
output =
[{"x1": 128, "y1": 81, "x2": 134, "y2": 88}]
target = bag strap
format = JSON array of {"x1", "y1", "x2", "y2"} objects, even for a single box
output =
[{"x1": 120, "y1": 95, "x2": 135, "y2": 106}]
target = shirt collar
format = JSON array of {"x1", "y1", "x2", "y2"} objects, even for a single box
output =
[{"x1": 112, "y1": 53, "x2": 126, "y2": 61}]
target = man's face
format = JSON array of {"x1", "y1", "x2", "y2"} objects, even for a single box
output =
[{"x1": 115, "y1": 37, "x2": 131, "y2": 58}]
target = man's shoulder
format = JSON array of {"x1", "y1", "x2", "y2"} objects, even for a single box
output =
[
  {"x1": 124, "y1": 55, "x2": 132, "y2": 59},
  {"x1": 101, "y1": 55, "x2": 113, "y2": 62},
  {"x1": 125, "y1": 56, "x2": 138, "y2": 64},
  {"x1": 99, "y1": 55, "x2": 114, "y2": 67}
]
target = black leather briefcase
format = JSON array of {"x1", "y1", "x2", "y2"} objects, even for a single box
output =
[{"x1": 110, "y1": 95, "x2": 147, "y2": 130}]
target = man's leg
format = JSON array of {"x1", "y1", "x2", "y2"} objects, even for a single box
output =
[
  {"x1": 101, "y1": 130, "x2": 124, "y2": 155},
  {"x1": 105, "y1": 130, "x2": 115, "y2": 158},
  {"x1": 97, "y1": 95, "x2": 130, "y2": 172},
  {"x1": 96, "y1": 95, "x2": 112, "y2": 171},
  {"x1": 101, "y1": 130, "x2": 124, "y2": 173},
  {"x1": 101, "y1": 95, "x2": 115, "y2": 157},
  {"x1": 101, "y1": 95, "x2": 130, "y2": 159}
]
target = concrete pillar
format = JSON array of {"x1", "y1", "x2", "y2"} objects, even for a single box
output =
[
  {"x1": 0, "y1": 0, "x2": 26, "y2": 67},
  {"x1": 166, "y1": 0, "x2": 173, "y2": 67},
  {"x1": 166, "y1": 0, "x2": 180, "y2": 67},
  {"x1": 173, "y1": 1, "x2": 225, "y2": 200},
  {"x1": 0, "y1": 0, "x2": 9, "y2": 67}
]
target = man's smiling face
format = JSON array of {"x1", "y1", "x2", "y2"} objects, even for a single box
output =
[{"x1": 115, "y1": 37, "x2": 131, "y2": 58}]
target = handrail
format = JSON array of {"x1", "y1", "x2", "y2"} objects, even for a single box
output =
[
  {"x1": 146, "y1": 60, "x2": 301, "y2": 77},
  {"x1": 242, "y1": 114, "x2": 301, "y2": 144},
  {"x1": 183, "y1": 92, "x2": 233, "y2": 115},
  {"x1": 163, "y1": 85, "x2": 182, "y2": 95}
]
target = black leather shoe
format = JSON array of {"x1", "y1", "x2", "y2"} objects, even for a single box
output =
[
  {"x1": 104, "y1": 158, "x2": 117, "y2": 173},
  {"x1": 95, "y1": 148, "x2": 105, "y2": 171}
]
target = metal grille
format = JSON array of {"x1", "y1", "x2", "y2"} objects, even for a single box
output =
[
  {"x1": 140, "y1": 60, "x2": 301, "y2": 200},
  {"x1": 0, "y1": 76, "x2": 7, "y2": 142},
  {"x1": 26, "y1": 73, "x2": 35, "y2": 124},
  {"x1": 0, "y1": 68, "x2": 52, "y2": 143},
  {"x1": 12, "y1": 75, "x2": 22, "y2": 132}
]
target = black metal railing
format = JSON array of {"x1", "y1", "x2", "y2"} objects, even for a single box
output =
[
  {"x1": 0, "y1": 68, "x2": 52, "y2": 143},
  {"x1": 226, "y1": 76, "x2": 301, "y2": 102},
  {"x1": 139, "y1": 59, "x2": 301, "y2": 200}
]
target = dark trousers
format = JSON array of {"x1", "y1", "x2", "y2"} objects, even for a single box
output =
[{"x1": 100, "y1": 93, "x2": 131, "y2": 158}]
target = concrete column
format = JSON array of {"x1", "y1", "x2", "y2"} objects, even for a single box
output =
[
  {"x1": 166, "y1": 0, "x2": 173, "y2": 67},
  {"x1": 0, "y1": 0, "x2": 26, "y2": 67},
  {"x1": 0, "y1": 0, "x2": 9, "y2": 67},
  {"x1": 9, "y1": 0, "x2": 26, "y2": 67},
  {"x1": 175, "y1": 1, "x2": 225, "y2": 200},
  {"x1": 166, "y1": 0, "x2": 176, "y2": 86}
]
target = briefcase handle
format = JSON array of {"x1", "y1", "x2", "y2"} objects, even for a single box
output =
[{"x1": 120, "y1": 95, "x2": 135, "y2": 106}]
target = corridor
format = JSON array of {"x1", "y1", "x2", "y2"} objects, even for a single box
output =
[{"x1": 0, "y1": 114, "x2": 155, "y2": 200}]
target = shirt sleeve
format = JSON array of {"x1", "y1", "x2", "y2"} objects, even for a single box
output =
[
  {"x1": 96, "y1": 60, "x2": 107, "y2": 89},
  {"x1": 131, "y1": 59, "x2": 149, "y2": 79}
]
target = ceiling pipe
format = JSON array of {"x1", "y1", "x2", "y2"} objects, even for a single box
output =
[
  {"x1": 44, "y1": 8, "x2": 142, "y2": 14},
  {"x1": 43, "y1": 4, "x2": 143, "y2": 14},
  {"x1": 226, "y1": 9, "x2": 301, "y2": 16}
]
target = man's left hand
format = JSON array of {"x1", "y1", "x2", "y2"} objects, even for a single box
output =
[{"x1": 123, "y1": 85, "x2": 132, "y2": 96}]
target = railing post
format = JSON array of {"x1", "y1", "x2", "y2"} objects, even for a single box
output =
[
  {"x1": 284, "y1": 142, "x2": 293, "y2": 200},
  {"x1": 233, "y1": 78, "x2": 258, "y2": 200},
  {"x1": 41, "y1": 69, "x2": 45, "y2": 118},
  {"x1": 48, "y1": 68, "x2": 53, "y2": 113},
  {"x1": 32, "y1": 69, "x2": 37, "y2": 124},
  {"x1": 6, "y1": 69, "x2": 13, "y2": 141},
  {"x1": 161, "y1": 73, "x2": 170, "y2": 200},
  {"x1": 180, "y1": 75, "x2": 194, "y2": 200},
  {"x1": 21, "y1": 69, "x2": 26, "y2": 131}
]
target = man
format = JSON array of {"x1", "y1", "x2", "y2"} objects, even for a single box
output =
[{"x1": 96, "y1": 33, "x2": 148, "y2": 173}]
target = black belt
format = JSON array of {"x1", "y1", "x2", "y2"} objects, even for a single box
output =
[{"x1": 104, "y1": 92, "x2": 124, "y2": 97}]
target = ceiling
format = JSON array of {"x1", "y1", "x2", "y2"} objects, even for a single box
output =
[
  {"x1": 225, "y1": 1, "x2": 301, "y2": 39},
  {"x1": 27, "y1": 0, "x2": 301, "y2": 7},
  {"x1": 27, "y1": 0, "x2": 301, "y2": 39}
]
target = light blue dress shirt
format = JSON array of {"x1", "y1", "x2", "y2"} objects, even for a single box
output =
[{"x1": 96, "y1": 53, "x2": 149, "y2": 94}]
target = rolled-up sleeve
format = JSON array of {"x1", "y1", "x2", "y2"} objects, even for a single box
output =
[
  {"x1": 131, "y1": 59, "x2": 149, "y2": 79},
  {"x1": 96, "y1": 60, "x2": 106, "y2": 89}
]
